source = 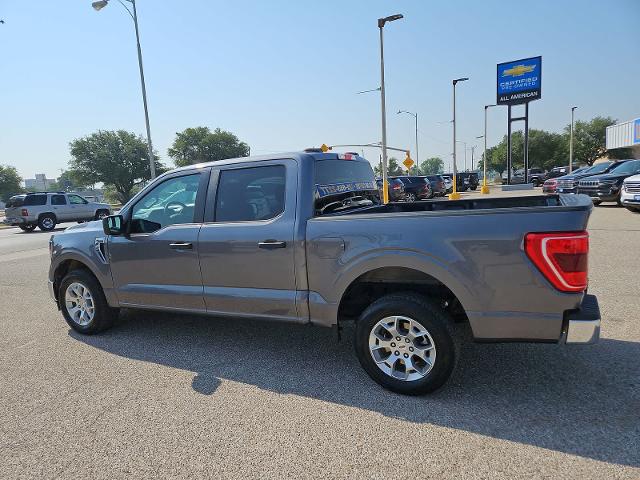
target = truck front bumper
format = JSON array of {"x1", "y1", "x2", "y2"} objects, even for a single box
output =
[{"x1": 564, "y1": 294, "x2": 600, "y2": 344}]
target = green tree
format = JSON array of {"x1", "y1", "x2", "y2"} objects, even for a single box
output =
[
  {"x1": 0, "y1": 165, "x2": 23, "y2": 202},
  {"x1": 68, "y1": 130, "x2": 164, "y2": 204},
  {"x1": 168, "y1": 127, "x2": 250, "y2": 167},
  {"x1": 374, "y1": 157, "x2": 404, "y2": 177},
  {"x1": 566, "y1": 116, "x2": 617, "y2": 166},
  {"x1": 54, "y1": 170, "x2": 91, "y2": 192},
  {"x1": 419, "y1": 157, "x2": 444, "y2": 175}
]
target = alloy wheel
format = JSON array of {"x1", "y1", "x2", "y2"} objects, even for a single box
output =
[
  {"x1": 368, "y1": 315, "x2": 437, "y2": 381},
  {"x1": 65, "y1": 282, "x2": 96, "y2": 326}
]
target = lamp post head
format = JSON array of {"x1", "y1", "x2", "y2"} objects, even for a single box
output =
[
  {"x1": 453, "y1": 77, "x2": 469, "y2": 85},
  {"x1": 476, "y1": 135, "x2": 484, "y2": 139},
  {"x1": 571, "y1": 106, "x2": 578, "y2": 112},
  {"x1": 378, "y1": 14, "x2": 403, "y2": 28},
  {"x1": 92, "y1": 0, "x2": 109, "y2": 11},
  {"x1": 484, "y1": 104, "x2": 497, "y2": 110}
]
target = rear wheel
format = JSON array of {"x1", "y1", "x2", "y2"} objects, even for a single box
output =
[
  {"x1": 470, "y1": 185, "x2": 477, "y2": 191},
  {"x1": 59, "y1": 269, "x2": 117, "y2": 334},
  {"x1": 38, "y1": 214, "x2": 56, "y2": 231},
  {"x1": 355, "y1": 293, "x2": 457, "y2": 395},
  {"x1": 19, "y1": 224, "x2": 36, "y2": 232}
]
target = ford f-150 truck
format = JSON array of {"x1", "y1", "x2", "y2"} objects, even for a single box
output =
[{"x1": 48, "y1": 151, "x2": 600, "y2": 395}]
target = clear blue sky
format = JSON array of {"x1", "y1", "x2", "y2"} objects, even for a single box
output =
[{"x1": 1, "y1": 0, "x2": 639, "y2": 178}]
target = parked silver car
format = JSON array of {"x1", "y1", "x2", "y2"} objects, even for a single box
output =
[{"x1": 3, "y1": 192, "x2": 111, "y2": 232}]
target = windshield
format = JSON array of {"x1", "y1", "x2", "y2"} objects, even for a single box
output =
[
  {"x1": 584, "y1": 162, "x2": 613, "y2": 175},
  {"x1": 609, "y1": 160, "x2": 640, "y2": 174}
]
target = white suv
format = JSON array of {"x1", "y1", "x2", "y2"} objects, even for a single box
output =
[
  {"x1": 621, "y1": 174, "x2": 640, "y2": 213},
  {"x1": 3, "y1": 192, "x2": 111, "y2": 232}
]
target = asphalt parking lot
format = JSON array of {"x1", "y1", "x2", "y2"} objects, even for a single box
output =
[{"x1": 0, "y1": 198, "x2": 638, "y2": 479}]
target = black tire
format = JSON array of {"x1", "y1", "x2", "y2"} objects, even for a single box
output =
[
  {"x1": 38, "y1": 213, "x2": 56, "y2": 231},
  {"x1": 19, "y1": 224, "x2": 36, "y2": 232},
  {"x1": 94, "y1": 209, "x2": 110, "y2": 221},
  {"x1": 592, "y1": 200, "x2": 602, "y2": 206},
  {"x1": 626, "y1": 207, "x2": 640, "y2": 213},
  {"x1": 59, "y1": 269, "x2": 117, "y2": 334},
  {"x1": 355, "y1": 292, "x2": 457, "y2": 395},
  {"x1": 470, "y1": 185, "x2": 477, "y2": 191}
]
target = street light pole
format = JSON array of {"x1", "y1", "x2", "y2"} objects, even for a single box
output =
[
  {"x1": 378, "y1": 14, "x2": 403, "y2": 204},
  {"x1": 398, "y1": 110, "x2": 418, "y2": 169},
  {"x1": 570, "y1": 106, "x2": 577, "y2": 174},
  {"x1": 92, "y1": 0, "x2": 156, "y2": 179},
  {"x1": 449, "y1": 77, "x2": 468, "y2": 200}
]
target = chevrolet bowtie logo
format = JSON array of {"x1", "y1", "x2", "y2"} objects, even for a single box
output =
[{"x1": 502, "y1": 64, "x2": 536, "y2": 77}]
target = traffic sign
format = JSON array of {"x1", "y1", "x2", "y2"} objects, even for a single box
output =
[
  {"x1": 403, "y1": 153, "x2": 414, "y2": 170},
  {"x1": 320, "y1": 144, "x2": 331, "y2": 152}
]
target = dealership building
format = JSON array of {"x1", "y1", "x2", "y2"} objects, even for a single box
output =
[{"x1": 606, "y1": 117, "x2": 640, "y2": 158}]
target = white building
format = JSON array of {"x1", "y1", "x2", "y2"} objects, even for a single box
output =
[
  {"x1": 24, "y1": 174, "x2": 57, "y2": 191},
  {"x1": 606, "y1": 118, "x2": 640, "y2": 158}
]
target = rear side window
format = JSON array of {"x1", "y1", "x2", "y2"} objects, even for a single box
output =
[
  {"x1": 51, "y1": 195, "x2": 66, "y2": 205},
  {"x1": 23, "y1": 195, "x2": 47, "y2": 206},
  {"x1": 216, "y1": 166, "x2": 286, "y2": 222},
  {"x1": 6, "y1": 196, "x2": 25, "y2": 207}
]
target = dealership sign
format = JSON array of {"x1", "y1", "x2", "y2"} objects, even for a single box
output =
[
  {"x1": 497, "y1": 56, "x2": 542, "y2": 105},
  {"x1": 634, "y1": 118, "x2": 640, "y2": 144}
]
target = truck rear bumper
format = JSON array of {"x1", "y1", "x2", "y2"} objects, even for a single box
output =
[{"x1": 563, "y1": 294, "x2": 600, "y2": 344}]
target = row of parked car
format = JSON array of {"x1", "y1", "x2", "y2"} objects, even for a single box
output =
[
  {"x1": 542, "y1": 159, "x2": 640, "y2": 212},
  {"x1": 377, "y1": 172, "x2": 480, "y2": 201}
]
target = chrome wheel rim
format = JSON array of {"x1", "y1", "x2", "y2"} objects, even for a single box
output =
[
  {"x1": 65, "y1": 282, "x2": 96, "y2": 326},
  {"x1": 42, "y1": 217, "x2": 54, "y2": 229},
  {"x1": 368, "y1": 315, "x2": 436, "y2": 382},
  {"x1": 406, "y1": 193, "x2": 415, "y2": 202}
]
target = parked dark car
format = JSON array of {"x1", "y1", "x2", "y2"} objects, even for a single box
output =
[
  {"x1": 391, "y1": 176, "x2": 432, "y2": 201},
  {"x1": 376, "y1": 178, "x2": 406, "y2": 202},
  {"x1": 577, "y1": 159, "x2": 640, "y2": 205},
  {"x1": 510, "y1": 168, "x2": 546, "y2": 187},
  {"x1": 444, "y1": 172, "x2": 479, "y2": 192},
  {"x1": 545, "y1": 164, "x2": 582, "y2": 180},
  {"x1": 555, "y1": 161, "x2": 629, "y2": 194},
  {"x1": 425, "y1": 175, "x2": 447, "y2": 197}
]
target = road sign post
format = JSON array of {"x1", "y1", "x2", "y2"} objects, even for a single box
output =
[{"x1": 497, "y1": 56, "x2": 541, "y2": 185}]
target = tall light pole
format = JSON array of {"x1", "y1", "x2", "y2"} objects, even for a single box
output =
[
  {"x1": 398, "y1": 110, "x2": 418, "y2": 170},
  {"x1": 378, "y1": 14, "x2": 403, "y2": 203},
  {"x1": 569, "y1": 106, "x2": 578, "y2": 173},
  {"x1": 92, "y1": 0, "x2": 156, "y2": 179},
  {"x1": 480, "y1": 104, "x2": 497, "y2": 194},
  {"x1": 450, "y1": 77, "x2": 468, "y2": 200}
]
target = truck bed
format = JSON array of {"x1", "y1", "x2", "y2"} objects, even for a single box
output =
[{"x1": 332, "y1": 194, "x2": 591, "y2": 217}]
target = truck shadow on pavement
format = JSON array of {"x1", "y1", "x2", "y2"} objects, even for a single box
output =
[{"x1": 70, "y1": 310, "x2": 640, "y2": 467}]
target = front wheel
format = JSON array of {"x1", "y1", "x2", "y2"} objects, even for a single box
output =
[
  {"x1": 355, "y1": 293, "x2": 457, "y2": 395},
  {"x1": 592, "y1": 200, "x2": 602, "y2": 206},
  {"x1": 19, "y1": 224, "x2": 36, "y2": 232},
  {"x1": 59, "y1": 269, "x2": 117, "y2": 334}
]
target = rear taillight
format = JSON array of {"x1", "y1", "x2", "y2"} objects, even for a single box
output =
[
  {"x1": 525, "y1": 232, "x2": 589, "y2": 292},
  {"x1": 21, "y1": 208, "x2": 29, "y2": 217},
  {"x1": 392, "y1": 185, "x2": 401, "y2": 190}
]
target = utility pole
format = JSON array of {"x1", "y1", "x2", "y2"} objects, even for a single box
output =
[{"x1": 570, "y1": 106, "x2": 577, "y2": 173}]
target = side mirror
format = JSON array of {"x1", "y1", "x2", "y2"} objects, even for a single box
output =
[{"x1": 103, "y1": 215, "x2": 125, "y2": 236}]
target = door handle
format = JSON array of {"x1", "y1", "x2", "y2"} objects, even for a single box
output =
[
  {"x1": 169, "y1": 242, "x2": 193, "y2": 250},
  {"x1": 258, "y1": 240, "x2": 286, "y2": 250}
]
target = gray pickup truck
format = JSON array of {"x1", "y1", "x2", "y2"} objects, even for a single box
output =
[{"x1": 48, "y1": 151, "x2": 600, "y2": 394}]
